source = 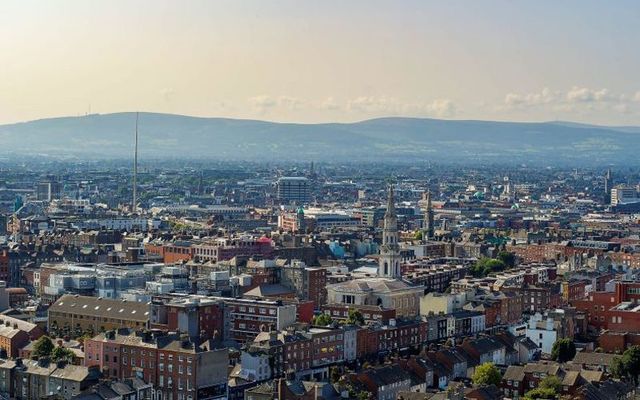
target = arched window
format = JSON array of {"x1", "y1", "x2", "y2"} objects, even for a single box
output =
[{"x1": 384, "y1": 262, "x2": 388, "y2": 276}]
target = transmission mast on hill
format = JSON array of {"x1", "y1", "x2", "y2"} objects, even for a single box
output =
[{"x1": 133, "y1": 112, "x2": 139, "y2": 214}]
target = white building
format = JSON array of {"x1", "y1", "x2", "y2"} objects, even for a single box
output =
[
  {"x1": 239, "y1": 350, "x2": 272, "y2": 381},
  {"x1": 525, "y1": 312, "x2": 558, "y2": 354},
  {"x1": 611, "y1": 186, "x2": 640, "y2": 206}
]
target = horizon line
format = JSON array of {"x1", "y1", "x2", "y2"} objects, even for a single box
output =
[{"x1": 5, "y1": 111, "x2": 639, "y2": 129}]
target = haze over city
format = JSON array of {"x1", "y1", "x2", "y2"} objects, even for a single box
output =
[
  {"x1": 2, "y1": 0, "x2": 640, "y2": 125},
  {"x1": 2, "y1": 3, "x2": 640, "y2": 400}
]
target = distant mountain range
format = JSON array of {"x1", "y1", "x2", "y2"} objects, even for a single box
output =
[{"x1": 0, "y1": 112, "x2": 638, "y2": 165}]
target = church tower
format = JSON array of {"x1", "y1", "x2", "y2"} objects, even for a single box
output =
[
  {"x1": 379, "y1": 185, "x2": 401, "y2": 278},
  {"x1": 422, "y1": 190, "x2": 434, "y2": 240}
]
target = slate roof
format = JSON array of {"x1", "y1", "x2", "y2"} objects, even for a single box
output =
[
  {"x1": 0, "y1": 315, "x2": 39, "y2": 333},
  {"x1": 49, "y1": 294, "x2": 150, "y2": 322},
  {"x1": 572, "y1": 352, "x2": 618, "y2": 367},
  {"x1": 363, "y1": 365, "x2": 411, "y2": 387},
  {"x1": 503, "y1": 365, "x2": 525, "y2": 381},
  {"x1": 579, "y1": 380, "x2": 635, "y2": 400},
  {"x1": 243, "y1": 284, "x2": 295, "y2": 298}
]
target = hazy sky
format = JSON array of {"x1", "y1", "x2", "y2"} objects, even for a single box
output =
[{"x1": 1, "y1": 0, "x2": 639, "y2": 125}]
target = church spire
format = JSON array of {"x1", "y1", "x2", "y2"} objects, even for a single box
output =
[
  {"x1": 379, "y1": 184, "x2": 401, "y2": 278},
  {"x1": 423, "y1": 190, "x2": 434, "y2": 240},
  {"x1": 385, "y1": 185, "x2": 396, "y2": 218}
]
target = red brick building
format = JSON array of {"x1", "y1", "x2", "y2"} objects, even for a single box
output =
[
  {"x1": 321, "y1": 304, "x2": 396, "y2": 325},
  {"x1": 0, "y1": 250, "x2": 8, "y2": 283},
  {"x1": 85, "y1": 329, "x2": 229, "y2": 400},
  {"x1": 0, "y1": 325, "x2": 29, "y2": 358},
  {"x1": 150, "y1": 296, "x2": 225, "y2": 340},
  {"x1": 562, "y1": 279, "x2": 588, "y2": 302},
  {"x1": 356, "y1": 320, "x2": 427, "y2": 358},
  {"x1": 502, "y1": 284, "x2": 562, "y2": 313},
  {"x1": 223, "y1": 298, "x2": 297, "y2": 343},
  {"x1": 572, "y1": 291, "x2": 618, "y2": 331},
  {"x1": 144, "y1": 242, "x2": 194, "y2": 264}
]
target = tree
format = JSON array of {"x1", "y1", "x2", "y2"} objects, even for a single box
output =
[
  {"x1": 611, "y1": 356, "x2": 626, "y2": 380},
  {"x1": 313, "y1": 314, "x2": 333, "y2": 326},
  {"x1": 33, "y1": 336, "x2": 55, "y2": 358},
  {"x1": 356, "y1": 391, "x2": 371, "y2": 400},
  {"x1": 414, "y1": 231, "x2": 423, "y2": 241},
  {"x1": 523, "y1": 387, "x2": 557, "y2": 400},
  {"x1": 470, "y1": 258, "x2": 506, "y2": 278},
  {"x1": 472, "y1": 362, "x2": 501, "y2": 386},
  {"x1": 346, "y1": 309, "x2": 365, "y2": 326},
  {"x1": 551, "y1": 338, "x2": 576, "y2": 363},
  {"x1": 539, "y1": 375, "x2": 562, "y2": 393},
  {"x1": 51, "y1": 347, "x2": 75, "y2": 362},
  {"x1": 497, "y1": 251, "x2": 516, "y2": 268},
  {"x1": 611, "y1": 345, "x2": 640, "y2": 385}
]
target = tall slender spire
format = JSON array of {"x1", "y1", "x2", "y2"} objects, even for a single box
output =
[
  {"x1": 423, "y1": 190, "x2": 434, "y2": 240},
  {"x1": 379, "y1": 184, "x2": 401, "y2": 278},
  {"x1": 385, "y1": 185, "x2": 396, "y2": 217},
  {"x1": 133, "y1": 112, "x2": 139, "y2": 214}
]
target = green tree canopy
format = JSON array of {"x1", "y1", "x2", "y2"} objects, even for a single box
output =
[
  {"x1": 472, "y1": 362, "x2": 502, "y2": 386},
  {"x1": 51, "y1": 347, "x2": 75, "y2": 362},
  {"x1": 313, "y1": 313, "x2": 333, "y2": 326},
  {"x1": 471, "y1": 258, "x2": 507, "y2": 277},
  {"x1": 551, "y1": 338, "x2": 576, "y2": 363},
  {"x1": 611, "y1": 345, "x2": 640, "y2": 385},
  {"x1": 523, "y1": 387, "x2": 557, "y2": 400},
  {"x1": 33, "y1": 336, "x2": 55, "y2": 358},
  {"x1": 539, "y1": 375, "x2": 561, "y2": 393},
  {"x1": 346, "y1": 309, "x2": 365, "y2": 326},
  {"x1": 497, "y1": 251, "x2": 516, "y2": 268}
]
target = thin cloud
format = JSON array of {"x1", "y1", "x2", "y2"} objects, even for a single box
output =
[
  {"x1": 503, "y1": 87, "x2": 636, "y2": 113},
  {"x1": 320, "y1": 97, "x2": 340, "y2": 111},
  {"x1": 247, "y1": 95, "x2": 277, "y2": 113},
  {"x1": 346, "y1": 96, "x2": 457, "y2": 118},
  {"x1": 277, "y1": 96, "x2": 304, "y2": 110}
]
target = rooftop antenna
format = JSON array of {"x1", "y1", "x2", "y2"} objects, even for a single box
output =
[{"x1": 133, "y1": 112, "x2": 139, "y2": 214}]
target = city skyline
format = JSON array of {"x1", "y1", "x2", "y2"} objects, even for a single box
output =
[{"x1": 2, "y1": 0, "x2": 640, "y2": 126}]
